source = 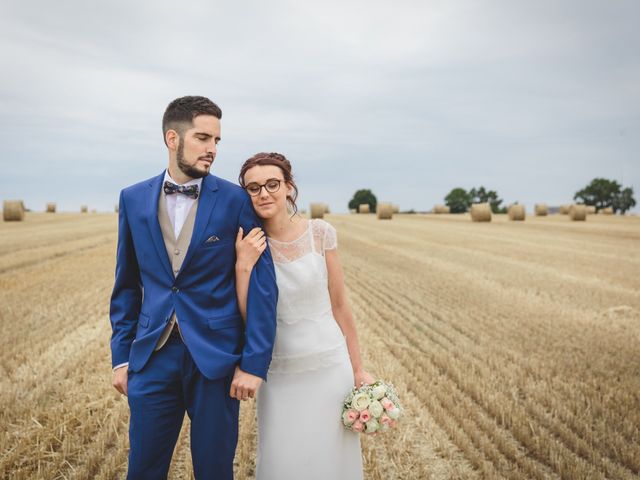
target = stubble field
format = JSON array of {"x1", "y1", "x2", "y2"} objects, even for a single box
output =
[{"x1": 1, "y1": 211, "x2": 639, "y2": 479}]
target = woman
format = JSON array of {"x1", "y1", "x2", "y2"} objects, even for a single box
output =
[{"x1": 234, "y1": 152, "x2": 373, "y2": 479}]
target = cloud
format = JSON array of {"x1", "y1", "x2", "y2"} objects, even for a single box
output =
[{"x1": 0, "y1": 0, "x2": 638, "y2": 213}]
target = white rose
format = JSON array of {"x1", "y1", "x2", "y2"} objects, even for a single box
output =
[
  {"x1": 388, "y1": 407, "x2": 401, "y2": 420},
  {"x1": 365, "y1": 419, "x2": 379, "y2": 433},
  {"x1": 368, "y1": 400, "x2": 384, "y2": 418},
  {"x1": 351, "y1": 393, "x2": 371, "y2": 411},
  {"x1": 371, "y1": 384, "x2": 386, "y2": 400}
]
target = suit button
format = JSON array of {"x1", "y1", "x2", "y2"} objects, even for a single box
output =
[
  {"x1": 172, "y1": 286, "x2": 179, "y2": 293},
  {"x1": 174, "y1": 249, "x2": 180, "y2": 255}
]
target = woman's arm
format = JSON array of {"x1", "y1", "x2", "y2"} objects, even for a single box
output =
[
  {"x1": 235, "y1": 226, "x2": 267, "y2": 322},
  {"x1": 326, "y1": 248, "x2": 375, "y2": 387}
]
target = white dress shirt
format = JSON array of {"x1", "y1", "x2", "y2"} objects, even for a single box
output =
[
  {"x1": 163, "y1": 169, "x2": 202, "y2": 239},
  {"x1": 113, "y1": 170, "x2": 203, "y2": 372}
]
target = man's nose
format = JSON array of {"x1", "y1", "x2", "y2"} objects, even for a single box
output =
[{"x1": 206, "y1": 141, "x2": 217, "y2": 156}]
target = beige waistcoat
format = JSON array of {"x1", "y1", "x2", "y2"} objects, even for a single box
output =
[{"x1": 154, "y1": 190, "x2": 198, "y2": 350}]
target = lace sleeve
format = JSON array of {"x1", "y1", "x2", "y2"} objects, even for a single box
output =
[{"x1": 322, "y1": 222, "x2": 338, "y2": 251}]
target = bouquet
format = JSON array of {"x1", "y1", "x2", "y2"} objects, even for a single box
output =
[{"x1": 341, "y1": 380, "x2": 402, "y2": 434}]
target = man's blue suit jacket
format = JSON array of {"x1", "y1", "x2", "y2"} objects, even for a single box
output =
[{"x1": 109, "y1": 171, "x2": 278, "y2": 380}]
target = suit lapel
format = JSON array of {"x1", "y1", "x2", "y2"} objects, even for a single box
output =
[
  {"x1": 178, "y1": 174, "x2": 219, "y2": 276},
  {"x1": 145, "y1": 172, "x2": 174, "y2": 279}
]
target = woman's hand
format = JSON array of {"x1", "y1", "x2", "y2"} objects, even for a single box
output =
[
  {"x1": 354, "y1": 369, "x2": 376, "y2": 388},
  {"x1": 235, "y1": 226, "x2": 266, "y2": 271}
]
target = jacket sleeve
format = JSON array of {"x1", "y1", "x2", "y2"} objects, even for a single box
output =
[
  {"x1": 237, "y1": 196, "x2": 278, "y2": 380},
  {"x1": 109, "y1": 190, "x2": 143, "y2": 368}
]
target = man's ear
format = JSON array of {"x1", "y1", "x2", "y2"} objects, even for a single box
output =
[{"x1": 165, "y1": 130, "x2": 180, "y2": 150}]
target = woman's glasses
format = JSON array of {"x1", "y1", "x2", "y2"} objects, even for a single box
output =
[{"x1": 244, "y1": 178, "x2": 282, "y2": 197}]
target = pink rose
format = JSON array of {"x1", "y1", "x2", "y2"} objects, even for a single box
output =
[
  {"x1": 382, "y1": 399, "x2": 395, "y2": 411},
  {"x1": 352, "y1": 420, "x2": 364, "y2": 432},
  {"x1": 347, "y1": 410, "x2": 359, "y2": 422},
  {"x1": 380, "y1": 415, "x2": 391, "y2": 425},
  {"x1": 359, "y1": 409, "x2": 371, "y2": 423},
  {"x1": 390, "y1": 419, "x2": 398, "y2": 428}
]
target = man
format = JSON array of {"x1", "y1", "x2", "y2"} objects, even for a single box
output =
[{"x1": 110, "y1": 96, "x2": 278, "y2": 479}]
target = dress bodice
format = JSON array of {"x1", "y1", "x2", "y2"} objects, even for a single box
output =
[{"x1": 267, "y1": 219, "x2": 346, "y2": 373}]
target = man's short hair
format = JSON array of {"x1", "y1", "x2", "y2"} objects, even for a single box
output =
[{"x1": 162, "y1": 96, "x2": 222, "y2": 144}]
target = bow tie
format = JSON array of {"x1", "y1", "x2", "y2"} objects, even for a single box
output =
[{"x1": 163, "y1": 181, "x2": 199, "y2": 199}]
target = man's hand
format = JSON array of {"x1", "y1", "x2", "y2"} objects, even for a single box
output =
[
  {"x1": 229, "y1": 366, "x2": 263, "y2": 401},
  {"x1": 112, "y1": 366, "x2": 128, "y2": 396}
]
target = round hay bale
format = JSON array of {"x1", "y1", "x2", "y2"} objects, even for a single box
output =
[
  {"x1": 470, "y1": 203, "x2": 492, "y2": 222},
  {"x1": 392, "y1": 204, "x2": 400, "y2": 214},
  {"x1": 80, "y1": 205, "x2": 88, "y2": 213},
  {"x1": 377, "y1": 202, "x2": 393, "y2": 220},
  {"x1": 534, "y1": 203, "x2": 548, "y2": 216},
  {"x1": 600, "y1": 207, "x2": 614, "y2": 215},
  {"x1": 3, "y1": 200, "x2": 25, "y2": 221},
  {"x1": 586, "y1": 205, "x2": 596, "y2": 214},
  {"x1": 323, "y1": 203, "x2": 330, "y2": 214},
  {"x1": 569, "y1": 204, "x2": 586, "y2": 221},
  {"x1": 559, "y1": 205, "x2": 570, "y2": 214},
  {"x1": 433, "y1": 204, "x2": 450, "y2": 214},
  {"x1": 358, "y1": 204, "x2": 370, "y2": 214},
  {"x1": 115, "y1": 204, "x2": 120, "y2": 213},
  {"x1": 46, "y1": 202, "x2": 57, "y2": 213},
  {"x1": 508, "y1": 204, "x2": 525, "y2": 221},
  {"x1": 310, "y1": 203, "x2": 325, "y2": 219}
]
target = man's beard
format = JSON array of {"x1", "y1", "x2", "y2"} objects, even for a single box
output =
[{"x1": 176, "y1": 140, "x2": 211, "y2": 179}]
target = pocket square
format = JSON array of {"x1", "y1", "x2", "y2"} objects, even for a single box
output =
[{"x1": 205, "y1": 235, "x2": 220, "y2": 244}]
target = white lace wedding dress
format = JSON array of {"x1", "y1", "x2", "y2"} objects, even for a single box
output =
[{"x1": 255, "y1": 219, "x2": 364, "y2": 480}]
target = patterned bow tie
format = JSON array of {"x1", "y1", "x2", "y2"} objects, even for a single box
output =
[{"x1": 163, "y1": 181, "x2": 199, "y2": 199}]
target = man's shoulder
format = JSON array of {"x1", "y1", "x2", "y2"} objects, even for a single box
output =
[
  {"x1": 121, "y1": 172, "x2": 163, "y2": 198},
  {"x1": 208, "y1": 174, "x2": 246, "y2": 199}
]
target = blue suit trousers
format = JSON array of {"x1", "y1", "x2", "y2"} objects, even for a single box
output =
[{"x1": 126, "y1": 334, "x2": 240, "y2": 480}]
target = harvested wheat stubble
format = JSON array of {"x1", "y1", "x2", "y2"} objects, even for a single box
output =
[
  {"x1": 433, "y1": 204, "x2": 450, "y2": 214},
  {"x1": 470, "y1": 203, "x2": 491, "y2": 222},
  {"x1": 309, "y1": 203, "x2": 325, "y2": 219},
  {"x1": 600, "y1": 207, "x2": 614, "y2": 215},
  {"x1": 507, "y1": 204, "x2": 525, "y2": 221},
  {"x1": 3, "y1": 200, "x2": 25, "y2": 221},
  {"x1": 569, "y1": 204, "x2": 587, "y2": 221},
  {"x1": 80, "y1": 205, "x2": 88, "y2": 213},
  {"x1": 559, "y1": 205, "x2": 570, "y2": 214},
  {"x1": 377, "y1": 202, "x2": 394, "y2": 220},
  {"x1": 534, "y1": 204, "x2": 548, "y2": 216},
  {"x1": 358, "y1": 204, "x2": 370, "y2": 214},
  {"x1": 46, "y1": 203, "x2": 56, "y2": 213},
  {"x1": 586, "y1": 206, "x2": 597, "y2": 214}
]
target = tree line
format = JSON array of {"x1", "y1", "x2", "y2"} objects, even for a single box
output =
[
  {"x1": 346, "y1": 179, "x2": 636, "y2": 214},
  {"x1": 443, "y1": 178, "x2": 636, "y2": 214}
]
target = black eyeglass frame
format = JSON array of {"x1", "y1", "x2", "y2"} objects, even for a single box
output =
[{"x1": 244, "y1": 178, "x2": 282, "y2": 197}]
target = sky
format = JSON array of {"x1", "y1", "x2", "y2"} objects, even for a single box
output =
[{"x1": 1, "y1": 0, "x2": 638, "y2": 213}]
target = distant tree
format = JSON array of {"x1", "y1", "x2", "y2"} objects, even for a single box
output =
[
  {"x1": 348, "y1": 189, "x2": 377, "y2": 213},
  {"x1": 573, "y1": 178, "x2": 636, "y2": 213},
  {"x1": 444, "y1": 188, "x2": 471, "y2": 213},
  {"x1": 612, "y1": 187, "x2": 636, "y2": 214},
  {"x1": 469, "y1": 186, "x2": 504, "y2": 213}
]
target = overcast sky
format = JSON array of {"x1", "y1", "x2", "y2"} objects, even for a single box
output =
[{"x1": 1, "y1": 0, "x2": 638, "y2": 213}]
